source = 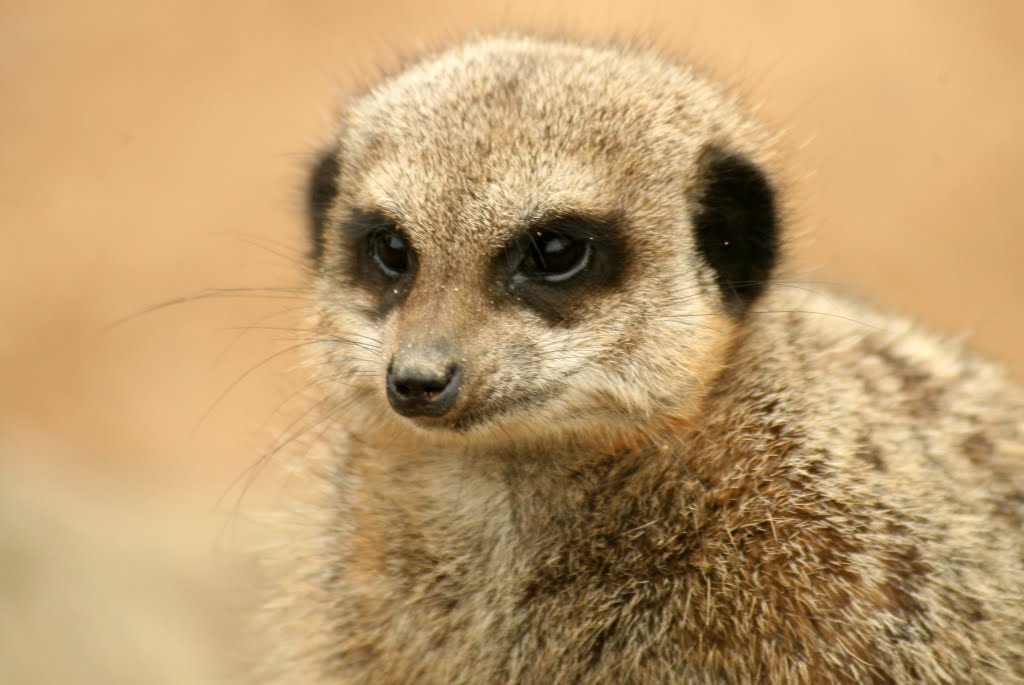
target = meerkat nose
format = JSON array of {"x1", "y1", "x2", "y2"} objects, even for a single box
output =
[{"x1": 386, "y1": 360, "x2": 462, "y2": 418}]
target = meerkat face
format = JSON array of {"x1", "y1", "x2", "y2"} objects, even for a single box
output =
[{"x1": 307, "y1": 37, "x2": 779, "y2": 442}]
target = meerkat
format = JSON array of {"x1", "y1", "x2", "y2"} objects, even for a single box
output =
[{"x1": 264, "y1": 35, "x2": 1024, "y2": 684}]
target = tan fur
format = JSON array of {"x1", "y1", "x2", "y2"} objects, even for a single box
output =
[{"x1": 264, "y1": 36, "x2": 1024, "y2": 684}]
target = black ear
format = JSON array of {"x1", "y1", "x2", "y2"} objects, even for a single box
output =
[
  {"x1": 690, "y1": 145, "x2": 779, "y2": 315},
  {"x1": 307, "y1": 146, "x2": 341, "y2": 261}
]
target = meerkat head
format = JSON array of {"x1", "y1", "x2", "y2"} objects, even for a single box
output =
[{"x1": 306, "y1": 36, "x2": 779, "y2": 446}]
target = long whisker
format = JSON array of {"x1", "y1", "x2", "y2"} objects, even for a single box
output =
[
  {"x1": 215, "y1": 305, "x2": 314, "y2": 363},
  {"x1": 262, "y1": 366, "x2": 375, "y2": 424},
  {"x1": 748, "y1": 309, "x2": 884, "y2": 331},
  {"x1": 217, "y1": 232, "x2": 315, "y2": 273},
  {"x1": 192, "y1": 339, "x2": 327, "y2": 434},
  {"x1": 104, "y1": 287, "x2": 311, "y2": 331},
  {"x1": 232, "y1": 326, "x2": 382, "y2": 354},
  {"x1": 216, "y1": 392, "x2": 362, "y2": 541}
]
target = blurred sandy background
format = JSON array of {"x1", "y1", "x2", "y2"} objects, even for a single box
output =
[{"x1": 1, "y1": 1, "x2": 1022, "y2": 508}]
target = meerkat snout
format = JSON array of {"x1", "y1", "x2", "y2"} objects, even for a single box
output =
[{"x1": 386, "y1": 353, "x2": 462, "y2": 418}]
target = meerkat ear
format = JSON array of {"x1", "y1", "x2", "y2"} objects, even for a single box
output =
[
  {"x1": 306, "y1": 146, "x2": 341, "y2": 261},
  {"x1": 690, "y1": 145, "x2": 779, "y2": 315}
]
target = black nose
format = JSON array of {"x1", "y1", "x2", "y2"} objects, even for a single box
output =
[{"x1": 386, "y1": 362, "x2": 462, "y2": 417}]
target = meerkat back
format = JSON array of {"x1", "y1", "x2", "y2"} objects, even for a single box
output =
[{"x1": 265, "y1": 36, "x2": 1024, "y2": 684}]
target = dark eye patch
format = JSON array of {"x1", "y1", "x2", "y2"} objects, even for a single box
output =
[
  {"x1": 340, "y1": 207, "x2": 401, "y2": 241},
  {"x1": 498, "y1": 213, "x2": 629, "y2": 326},
  {"x1": 339, "y1": 208, "x2": 416, "y2": 317}
]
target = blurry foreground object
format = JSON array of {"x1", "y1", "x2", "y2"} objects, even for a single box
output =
[{"x1": 0, "y1": 448, "x2": 254, "y2": 685}]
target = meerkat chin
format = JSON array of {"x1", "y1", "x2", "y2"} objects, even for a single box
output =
[{"x1": 264, "y1": 35, "x2": 1024, "y2": 684}]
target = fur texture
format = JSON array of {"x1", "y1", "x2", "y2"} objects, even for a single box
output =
[{"x1": 264, "y1": 36, "x2": 1024, "y2": 684}]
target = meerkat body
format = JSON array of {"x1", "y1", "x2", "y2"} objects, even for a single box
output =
[{"x1": 268, "y1": 36, "x2": 1024, "y2": 684}]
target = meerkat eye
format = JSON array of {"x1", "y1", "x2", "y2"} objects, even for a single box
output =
[
  {"x1": 370, "y1": 230, "x2": 410, "y2": 277},
  {"x1": 521, "y1": 231, "x2": 591, "y2": 283}
]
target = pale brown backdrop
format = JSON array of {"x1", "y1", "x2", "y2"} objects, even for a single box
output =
[{"x1": 1, "y1": 1, "x2": 1022, "y2": 504}]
